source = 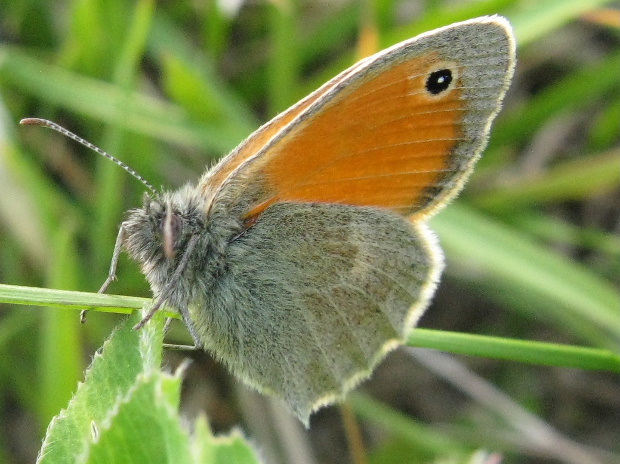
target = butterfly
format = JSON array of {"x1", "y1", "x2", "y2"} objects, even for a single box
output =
[{"x1": 22, "y1": 15, "x2": 515, "y2": 426}]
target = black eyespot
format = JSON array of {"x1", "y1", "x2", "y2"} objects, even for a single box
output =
[{"x1": 425, "y1": 69, "x2": 453, "y2": 95}]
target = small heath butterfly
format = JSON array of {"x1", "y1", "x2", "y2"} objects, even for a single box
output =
[{"x1": 22, "y1": 16, "x2": 515, "y2": 425}]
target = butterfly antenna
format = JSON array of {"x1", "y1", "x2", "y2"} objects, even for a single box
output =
[{"x1": 20, "y1": 118, "x2": 157, "y2": 195}]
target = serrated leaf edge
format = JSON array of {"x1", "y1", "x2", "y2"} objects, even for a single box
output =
[
  {"x1": 76, "y1": 370, "x2": 182, "y2": 464},
  {"x1": 36, "y1": 321, "x2": 133, "y2": 463}
]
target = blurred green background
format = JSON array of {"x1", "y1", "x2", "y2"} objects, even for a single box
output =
[{"x1": 0, "y1": 1, "x2": 618, "y2": 463}]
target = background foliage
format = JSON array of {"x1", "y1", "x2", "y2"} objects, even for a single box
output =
[{"x1": 0, "y1": 1, "x2": 618, "y2": 463}]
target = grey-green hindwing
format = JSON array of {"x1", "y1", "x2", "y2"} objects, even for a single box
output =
[{"x1": 187, "y1": 203, "x2": 442, "y2": 424}]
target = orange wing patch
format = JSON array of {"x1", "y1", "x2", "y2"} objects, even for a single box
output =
[
  {"x1": 199, "y1": 60, "x2": 371, "y2": 211},
  {"x1": 242, "y1": 52, "x2": 463, "y2": 217}
]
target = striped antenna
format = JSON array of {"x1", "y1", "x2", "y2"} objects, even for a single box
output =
[{"x1": 20, "y1": 118, "x2": 157, "y2": 195}]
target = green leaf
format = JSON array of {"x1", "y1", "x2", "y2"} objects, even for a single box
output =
[
  {"x1": 432, "y1": 205, "x2": 620, "y2": 348},
  {"x1": 37, "y1": 312, "x2": 149, "y2": 464},
  {"x1": 32, "y1": 294, "x2": 261, "y2": 464},
  {"x1": 0, "y1": 283, "x2": 147, "y2": 315},
  {"x1": 408, "y1": 329, "x2": 620, "y2": 372},
  {"x1": 348, "y1": 393, "x2": 466, "y2": 456},
  {"x1": 79, "y1": 373, "x2": 192, "y2": 464},
  {"x1": 474, "y1": 149, "x2": 620, "y2": 209},
  {"x1": 0, "y1": 47, "x2": 241, "y2": 154},
  {"x1": 491, "y1": 52, "x2": 620, "y2": 146},
  {"x1": 39, "y1": 218, "x2": 83, "y2": 427},
  {"x1": 192, "y1": 416, "x2": 261, "y2": 464},
  {"x1": 152, "y1": 13, "x2": 257, "y2": 135},
  {"x1": 509, "y1": 0, "x2": 617, "y2": 45}
]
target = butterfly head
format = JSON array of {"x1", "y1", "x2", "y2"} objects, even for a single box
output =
[{"x1": 122, "y1": 187, "x2": 205, "y2": 272}]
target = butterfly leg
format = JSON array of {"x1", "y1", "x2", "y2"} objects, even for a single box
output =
[
  {"x1": 161, "y1": 317, "x2": 199, "y2": 351},
  {"x1": 174, "y1": 304, "x2": 202, "y2": 347},
  {"x1": 162, "y1": 342, "x2": 199, "y2": 351},
  {"x1": 98, "y1": 224, "x2": 127, "y2": 293},
  {"x1": 133, "y1": 234, "x2": 201, "y2": 332},
  {"x1": 80, "y1": 224, "x2": 127, "y2": 323}
]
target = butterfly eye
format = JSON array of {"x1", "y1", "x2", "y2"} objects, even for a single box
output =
[{"x1": 425, "y1": 68, "x2": 453, "y2": 95}]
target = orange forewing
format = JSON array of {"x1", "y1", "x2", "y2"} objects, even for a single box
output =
[
  {"x1": 200, "y1": 59, "x2": 371, "y2": 209},
  {"x1": 226, "y1": 52, "x2": 463, "y2": 219}
]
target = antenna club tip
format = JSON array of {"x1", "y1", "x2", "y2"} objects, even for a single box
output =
[{"x1": 20, "y1": 117, "x2": 46, "y2": 126}]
